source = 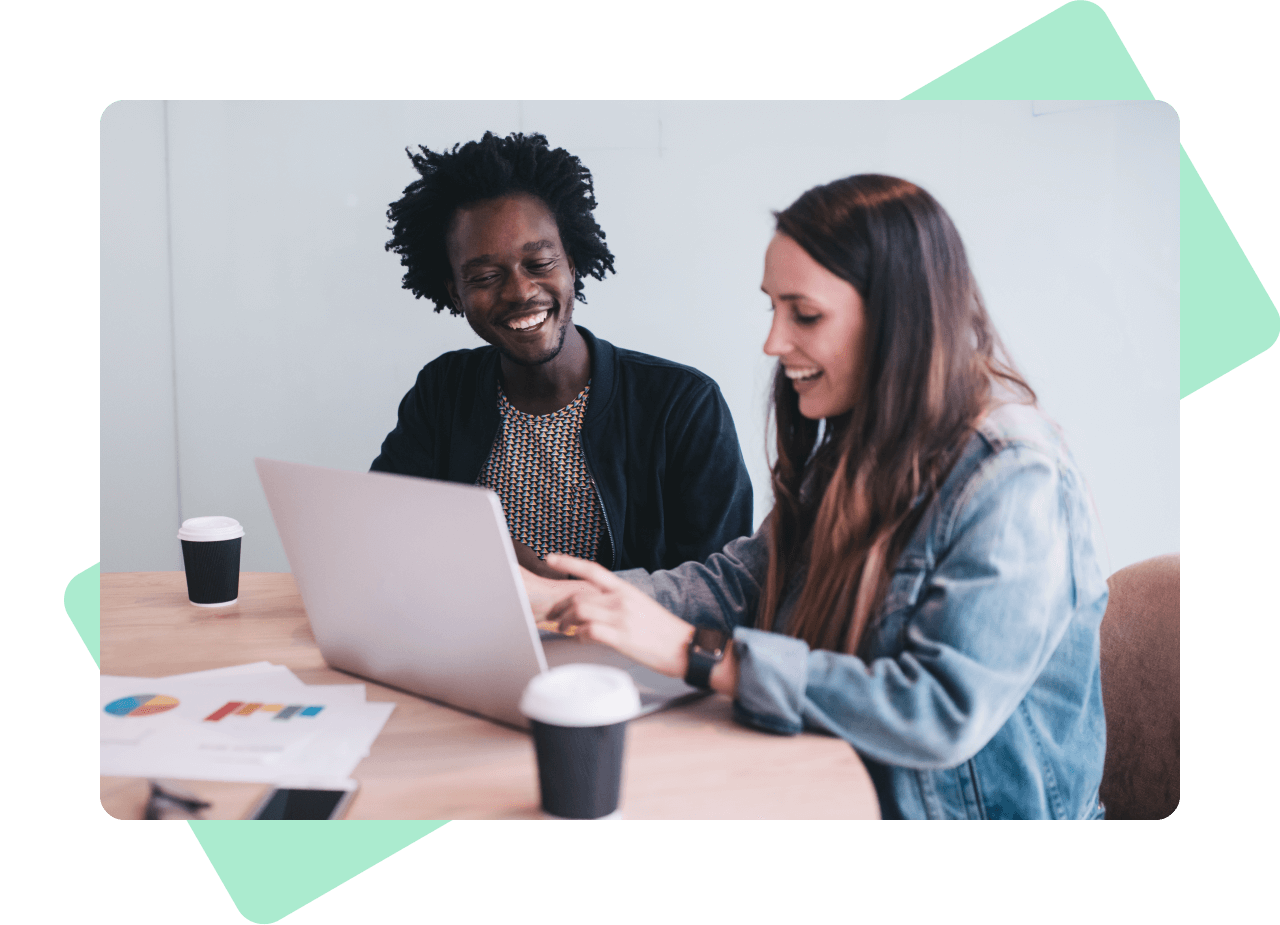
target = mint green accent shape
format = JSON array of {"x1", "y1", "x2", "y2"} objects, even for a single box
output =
[
  {"x1": 77, "y1": 3, "x2": 1280, "y2": 918},
  {"x1": 906, "y1": 0, "x2": 1157, "y2": 99},
  {"x1": 64, "y1": 562, "x2": 100, "y2": 666},
  {"x1": 189, "y1": 821, "x2": 447, "y2": 923},
  {"x1": 1178, "y1": 149, "x2": 1280, "y2": 394},
  {"x1": 66, "y1": 566, "x2": 447, "y2": 922},
  {"x1": 907, "y1": 1, "x2": 1279, "y2": 396},
  {"x1": 906, "y1": 2, "x2": 1152, "y2": 100}
]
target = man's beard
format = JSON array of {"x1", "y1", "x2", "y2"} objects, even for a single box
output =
[{"x1": 500, "y1": 315, "x2": 570, "y2": 367}]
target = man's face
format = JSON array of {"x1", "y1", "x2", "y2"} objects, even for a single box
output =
[{"x1": 445, "y1": 194, "x2": 577, "y2": 367}]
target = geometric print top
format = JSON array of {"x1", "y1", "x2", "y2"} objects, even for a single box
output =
[{"x1": 477, "y1": 381, "x2": 602, "y2": 562}]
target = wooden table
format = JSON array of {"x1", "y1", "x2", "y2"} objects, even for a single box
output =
[{"x1": 100, "y1": 572, "x2": 880, "y2": 820}]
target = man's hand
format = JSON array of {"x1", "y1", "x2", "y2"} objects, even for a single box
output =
[
  {"x1": 512, "y1": 539, "x2": 573, "y2": 580},
  {"x1": 519, "y1": 562, "x2": 582, "y2": 622}
]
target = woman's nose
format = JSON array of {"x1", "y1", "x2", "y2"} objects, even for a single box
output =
[{"x1": 762, "y1": 313, "x2": 790, "y2": 357}]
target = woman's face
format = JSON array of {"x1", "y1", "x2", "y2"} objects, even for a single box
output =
[{"x1": 761, "y1": 232, "x2": 866, "y2": 420}]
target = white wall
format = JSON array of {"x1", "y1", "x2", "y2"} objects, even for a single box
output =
[
  {"x1": 101, "y1": 101, "x2": 183, "y2": 570},
  {"x1": 101, "y1": 100, "x2": 1179, "y2": 574}
]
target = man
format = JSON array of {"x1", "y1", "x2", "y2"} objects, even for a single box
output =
[{"x1": 372, "y1": 131, "x2": 753, "y2": 577}]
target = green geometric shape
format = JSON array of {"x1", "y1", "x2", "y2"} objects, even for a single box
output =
[
  {"x1": 1178, "y1": 148, "x2": 1280, "y2": 395},
  {"x1": 907, "y1": 0, "x2": 1279, "y2": 396},
  {"x1": 64, "y1": 561, "x2": 100, "y2": 667},
  {"x1": 906, "y1": 1, "x2": 1153, "y2": 100},
  {"x1": 73, "y1": 561, "x2": 452, "y2": 919},
  {"x1": 189, "y1": 820, "x2": 447, "y2": 923},
  {"x1": 81, "y1": 3, "x2": 1280, "y2": 915}
]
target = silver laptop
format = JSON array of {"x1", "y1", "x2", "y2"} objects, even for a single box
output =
[{"x1": 255, "y1": 458, "x2": 699, "y2": 729}]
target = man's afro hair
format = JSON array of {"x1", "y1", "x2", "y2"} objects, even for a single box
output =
[{"x1": 384, "y1": 131, "x2": 616, "y2": 315}]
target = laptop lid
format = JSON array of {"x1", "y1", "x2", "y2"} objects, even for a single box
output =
[{"x1": 255, "y1": 459, "x2": 698, "y2": 730}]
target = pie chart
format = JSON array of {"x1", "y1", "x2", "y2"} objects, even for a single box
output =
[{"x1": 104, "y1": 694, "x2": 180, "y2": 717}]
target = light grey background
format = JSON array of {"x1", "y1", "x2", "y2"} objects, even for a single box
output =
[{"x1": 101, "y1": 100, "x2": 1178, "y2": 574}]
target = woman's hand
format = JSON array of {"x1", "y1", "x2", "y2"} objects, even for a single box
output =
[{"x1": 543, "y1": 553, "x2": 695, "y2": 679}]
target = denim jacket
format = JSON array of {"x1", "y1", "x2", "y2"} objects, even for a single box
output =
[{"x1": 620, "y1": 403, "x2": 1109, "y2": 819}]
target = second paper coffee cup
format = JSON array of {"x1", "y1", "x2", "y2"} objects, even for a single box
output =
[
  {"x1": 519, "y1": 664, "x2": 642, "y2": 820},
  {"x1": 177, "y1": 516, "x2": 244, "y2": 606}
]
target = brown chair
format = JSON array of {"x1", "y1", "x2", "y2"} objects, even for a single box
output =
[{"x1": 1097, "y1": 554, "x2": 1179, "y2": 819}]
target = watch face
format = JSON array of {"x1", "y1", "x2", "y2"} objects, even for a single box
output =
[{"x1": 693, "y1": 625, "x2": 728, "y2": 656}]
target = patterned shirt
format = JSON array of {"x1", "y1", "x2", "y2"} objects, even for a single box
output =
[{"x1": 477, "y1": 382, "x2": 602, "y2": 561}]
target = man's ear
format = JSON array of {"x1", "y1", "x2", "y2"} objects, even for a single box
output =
[{"x1": 445, "y1": 279, "x2": 461, "y2": 313}]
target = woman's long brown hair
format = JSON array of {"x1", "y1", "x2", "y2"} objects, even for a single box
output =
[{"x1": 760, "y1": 175, "x2": 1035, "y2": 656}]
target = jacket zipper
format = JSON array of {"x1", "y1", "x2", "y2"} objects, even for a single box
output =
[{"x1": 580, "y1": 435, "x2": 617, "y2": 569}]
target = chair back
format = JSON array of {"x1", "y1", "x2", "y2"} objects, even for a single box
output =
[{"x1": 1098, "y1": 554, "x2": 1179, "y2": 819}]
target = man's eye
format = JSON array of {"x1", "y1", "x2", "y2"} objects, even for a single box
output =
[
  {"x1": 468, "y1": 274, "x2": 498, "y2": 285},
  {"x1": 528, "y1": 261, "x2": 555, "y2": 273}
]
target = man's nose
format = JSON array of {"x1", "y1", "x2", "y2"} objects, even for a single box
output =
[{"x1": 502, "y1": 268, "x2": 540, "y2": 305}]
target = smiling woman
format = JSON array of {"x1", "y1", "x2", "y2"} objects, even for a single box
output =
[
  {"x1": 761, "y1": 232, "x2": 867, "y2": 421},
  {"x1": 526, "y1": 173, "x2": 1111, "y2": 820}
]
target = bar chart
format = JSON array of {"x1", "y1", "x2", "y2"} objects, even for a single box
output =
[{"x1": 203, "y1": 701, "x2": 325, "y2": 722}]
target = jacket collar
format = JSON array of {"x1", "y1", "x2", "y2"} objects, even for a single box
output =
[
  {"x1": 576, "y1": 326, "x2": 616, "y2": 425},
  {"x1": 477, "y1": 324, "x2": 615, "y2": 423}
]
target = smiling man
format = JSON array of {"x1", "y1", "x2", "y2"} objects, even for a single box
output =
[{"x1": 371, "y1": 132, "x2": 753, "y2": 577}]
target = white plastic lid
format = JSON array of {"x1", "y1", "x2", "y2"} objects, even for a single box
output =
[
  {"x1": 519, "y1": 664, "x2": 641, "y2": 728},
  {"x1": 177, "y1": 516, "x2": 245, "y2": 542}
]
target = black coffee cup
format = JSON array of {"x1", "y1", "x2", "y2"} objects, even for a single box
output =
[
  {"x1": 177, "y1": 516, "x2": 244, "y2": 606},
  {"x1": 519, "y1": 664, "x2": 641, "y2": 819}
]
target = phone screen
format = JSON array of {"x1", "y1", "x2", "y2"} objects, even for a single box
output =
[{"x1": 253, "y1": 788, "x2": 347, "y2": 820}]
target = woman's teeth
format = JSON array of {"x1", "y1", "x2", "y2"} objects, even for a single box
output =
[
  {"x1": 506, "y1": 310, "x2": 549, "y2": 331},
  {"x1": 784, "y1": 366, "x2": 822, "y2": 381}
]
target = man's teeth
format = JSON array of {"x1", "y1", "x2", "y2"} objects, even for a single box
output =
[
  {"x1": 784, "y1": 367, "x2": 822, "y2": 381},
  {"x1": 507, "y1": 310, "x2": 549, "y2": 331}
]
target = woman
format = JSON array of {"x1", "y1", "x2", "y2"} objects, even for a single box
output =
[{"x1": 523, "y1": 174, "x2": 1110, "y2": 820}]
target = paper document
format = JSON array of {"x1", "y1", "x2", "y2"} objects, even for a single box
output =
[{"x1": 100, "y1": 663, "x2": 395, "y2": 783}]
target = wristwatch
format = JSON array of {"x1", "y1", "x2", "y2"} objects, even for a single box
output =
[{"x1": 684, "y1": 625, "x2": 730, "y2": 690}]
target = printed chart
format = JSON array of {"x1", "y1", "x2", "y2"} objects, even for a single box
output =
[
  {"x1": 103, "y1": 694, "x2": 180, "y2": 717},
  {"x1": 101, "y1": 665, "x2": 394, "y2": 783},
  {"x1": 203, "y1": 701, "x2": 325, "y2": 722}
]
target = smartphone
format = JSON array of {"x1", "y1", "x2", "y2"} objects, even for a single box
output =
[{"x1": 247, "y1": 778, "x2": 359, "y2": 820}]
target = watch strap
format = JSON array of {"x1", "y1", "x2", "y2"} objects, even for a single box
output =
[{"x1": 684, "y1": 626, "x2": 729, "y2": 690}]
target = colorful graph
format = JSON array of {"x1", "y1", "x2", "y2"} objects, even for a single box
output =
[
  {"x1": 203, "y1": 701, "x2": 324, "y2": 722},
  {"x1": 104, "y1": 694, "x2": 180, "y2": 717}
]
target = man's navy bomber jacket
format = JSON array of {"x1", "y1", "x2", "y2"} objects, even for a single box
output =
[{"x1": 370, "y1": 326, "x2": 755, "y2": 572}]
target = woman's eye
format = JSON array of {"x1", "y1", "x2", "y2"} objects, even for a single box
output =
[{"x1": 794, "y1": 312, "x2": 820, "y2": 326}]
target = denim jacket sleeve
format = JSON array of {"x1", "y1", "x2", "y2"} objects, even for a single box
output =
[{"x1": 622, "y1": 444, "x2": 1081, "y2": 771}]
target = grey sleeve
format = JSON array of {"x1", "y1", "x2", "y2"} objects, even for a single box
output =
[{"x1": 616, "y1": 527, "x2": 771, "y2": 633}]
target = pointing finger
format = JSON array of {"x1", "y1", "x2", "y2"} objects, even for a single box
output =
[{"x1": 544, "y1": 554, "x2": 626, "y2": 593}]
